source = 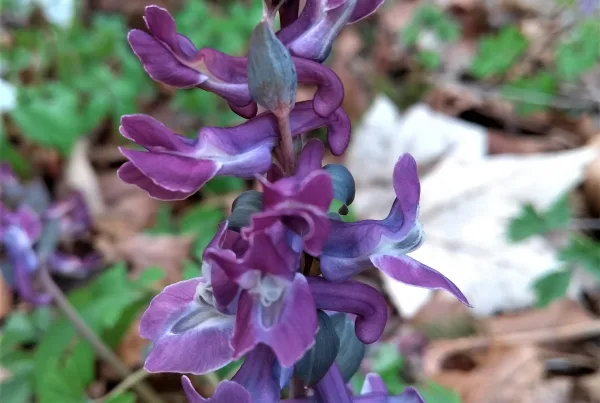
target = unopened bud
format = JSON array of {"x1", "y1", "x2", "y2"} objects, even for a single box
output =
[{"x1": 247, "y1": 18, "x2": 297, "y2": 115}]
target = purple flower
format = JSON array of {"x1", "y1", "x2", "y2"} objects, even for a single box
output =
[
  {"x1": 580, "y1": 0, "x2": 598, "y2": 13},
  {"x1": 48, "y1": 252, "x2": 101, "y2": 279},
  {"x1": 244, "y1": 140, "x2": 333, "y2": 256},
  {"x1": 320, "y1": 154, "x2": 469, "y2": 306},
  {"x1": 312, "y1": 365, "x2": 424, "y2": 403},
  {"x1": 118, "y1": 102, "x2": 350, "y2": 201},
  {"x1": 182, "y1": 344, "x2": 284, "y2": 403},
  {"x1": 139, "y1": 277, "x2": 236, "y2": 374},
  {"x1": 45, "y1": 192, "x2": 91, "y2": 239},
  {"x1": 0, "y1": 203, "x2": 50, "y2": 304},
  {"x1": 278, "y1": 0, "x2": 385, "y2": 62},
  {"x1": 129, "y1": 6, "x2": 344, "y2": 119},
  {"x1": 182, "y1": 378, "x2": 252, "y2": 403},
  {"x1": 205, "y1": 223, "x2": 318, "y2": 367}
]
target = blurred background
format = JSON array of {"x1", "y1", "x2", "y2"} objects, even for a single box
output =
[{"x1": 1, "y1": 0, "x2": 599, "y2": 402}]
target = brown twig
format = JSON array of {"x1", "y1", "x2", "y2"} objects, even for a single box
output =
[
  {"x1": 39, "y1": 266, "x2": 164, "y2": 403},
  {"x1": 425, "y1": 319, "x2": 600, "y2": 376}
]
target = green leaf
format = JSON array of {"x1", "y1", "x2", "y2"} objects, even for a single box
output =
[
  {"x1": 203, "y1": 177, "x2": 246, "y2": 195},
  {"x1": 105, "y1": 392, "x2": 136, "y2": 403},
  {"x1": 0, "y1": 312, "x2": 37, "y2": 351},
  {"x1": 63, "y1": 340, "x2": 96, "y2": 391},
  {"x1": 555, "y1": 20, "x2": 600, "y2": 81},
  {"x1": 508, "y1": 193, "x2": 571, "y2": 242},
  {"x1": 135, "y1": 266, "x2": 166, "y2": 288},
  {"x1": 0, "y1": 350, "x2": 34, "y2": 403},
  {"x1": 178, "y1": 205, "x2": 224, "y2": 236},
  {"x1": 183, "y1": 260, "x2": 202, "y2": 280},
  {"x1": 533, "y1": 269, "x2": 572, "y2": 308},
  {"x1": 417, "y1": 50, "x2": 442, "y2": 70},
  {"x1": 501, "y1": 72, "x2": 557, "y2": 116},
  {"x1": 418, "y1": 381, "x2": 462, "y2": 403},
  {"x1": 0, "y1": 138, "x2": 31, "y2": 178},
  {"x1": 559, "y1": 235, "x2": 600, "y2": 278},
  {"x1": 372, "y1": 343, "x2": 404, "y2": 374},
  {"x1": 471, "y1": 26, "x2": 528, "y2": 79}
]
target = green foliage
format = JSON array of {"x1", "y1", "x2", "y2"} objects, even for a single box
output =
[
  {"x1": 171, "y1": 0, "x2": 262, "y2": 125},
  {"x1": 3, "y1": 14, "x2": 153, "y2": 154},
  {"x1": 555, "y1": 19, "x2": 600, "y2": 82},
  {"x1": 369, "y1": 343, "x2": 460, "y2": 401},
  {"x1": 559, "y1": 235, "x2": 600, "y2": 278},
  {"x1": 501, "y1": 72, "x2": 558, "y2": 116},
  {"x1": 401, "y1": 4, "x2": 460, "y2": 70},
  {"x1": 533, "y1": 269, "x2": 573, "y2": 308},
  {"x1": 0, "y1": 264, "x2": 163, "y2": 403},
  {"x1": 508, "y1": 193, "x2": 571, "y2": 242},
  {"x1": 471, "y1": 26, "x2": 528, "y2": 79}
]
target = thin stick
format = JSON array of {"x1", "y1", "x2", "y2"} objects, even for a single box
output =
[
  {"x1": 276, "y1": 113, "x2": 296, "y2": 175},
  {"x1": 97, "y1": 368, "x2": 151, "y2": 402},
  {"x1": 39, "y1": 267, "x2": 164, "y2": 403},
  {"x1": 425, "y1": 319, "x2": 600, "y2": 376}
]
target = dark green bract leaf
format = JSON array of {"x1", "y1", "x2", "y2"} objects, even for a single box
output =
[
  {"x1": 471, "y1": 26, "x2": 528, "y2": 79},
  {"x1": 533, "y1": 269, "x2": 572, "y2": 308},
  {"x1": 294, "y1": 311, "x2": 340, "y2": 386},
  {"x1": 331, "y1": 313, "x2": 365, "y2": 383}
]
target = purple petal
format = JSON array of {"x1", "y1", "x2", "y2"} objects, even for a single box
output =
[
  {"x1": 348, "y1": 0, "x2": 385, "y2": 23},
  {"x1": 372, "y1": 254, "x2": 470, "y2": 306},
  {"x1": 294, "y1": 57, "x2": 344, "y2": 118},
  {"x1": 361, "y1": 373, "x2": 387, "y2": 395},
  {"x1": 314, "y1": 364, "x2": 353, "y2": 403},
  {"x1": 296, "y1": 139, "x2": 325, "y2": 177},
  {"x1": 119, "y1": 148, "x2": 219, "y2": 194},
  {"x1": 120, "y1": 114, "x2": 198, "y2": 153},
  {"x1": 231, "y1": 344, "x2": 281, "y2": 403},
  {"x1": 48, "y1": 252, "x2": 101, "y2": 278},
  {"x1": 117, "y1": 162, "x2": 192, "y2": 200},
  {"x1": 308, "y1": 277, "x2": 386, "y2": 344},
  {"x1": 182, "y1": 377, "x2": 252, "y2": 403},
  {"x1": 321, "y1": 154, "x2": 421, "y2": 279},
  {"x1": 14, "y1": 206, "x2": 41, "y2": 242},
  {"x1": 139, "y1": 278, "x2": 235, "y2": 374},
  {"x1": 284, "y1": 0, "x2": 357, "y2": 62},
  {"x1": 231, "y1": 274, "x2": 318, "y2": 367},
  {"x1": 128, "y1": 29, "x2": 204, "y2": 88}
]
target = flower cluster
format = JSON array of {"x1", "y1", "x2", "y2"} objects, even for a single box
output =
[
  {"x1": 0, "y1": 165, "x2": 99, "y2": 304},
  {"x1": 122, "y1": 1, "x2": 469, "y2": 402}
]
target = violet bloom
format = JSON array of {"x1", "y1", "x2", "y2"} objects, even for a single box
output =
[
  {"x1": 0, "y1": 203, "x2": 50, "y2": 304},
  {"x1": 45, "y1": 192, "x2": 91, "y2": 239},
  {"x1": 118, "y1": 102, "x2": 350, "y2": 201},
  {"x1": 278, "y1": 0, "x2": 385, "y2": 62},
  {"x1": 205, "y1": 222, "x2": 318, "y2": 367},
  {"x1": 129, "y1": 6, "x2": 344, "y2": 119},
  {"x1": 246, "y1": 140, "x2": 333, "y2": 256},
  {"x1": 320, "y1": 154, "x2": 469, "y2": 306}
]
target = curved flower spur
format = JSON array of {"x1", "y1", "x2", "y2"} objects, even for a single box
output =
[{"x1": 122, "y1": 1, "x2": 470, "y2": 402}]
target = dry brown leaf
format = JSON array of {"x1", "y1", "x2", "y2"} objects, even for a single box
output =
[
  {"x1": 117, "y1": 319, "x2": 146, "y2": 368},
  {"x1": 115, "y1": 234, "x2": 193, "y2": 284},
  {"x1": 580, "y1": 372, "x2": 600, "y2": 402},
  {"x1": 585, "y1": 153, "x2": 600, "y2": 215},
  {"x1": 481, "y1": 299, "x2": 596, "y2": 336},
  {"x1": 434, "y1": 346, "x2": 544, "y2": 403},
  {"x1": 0, "y1": 277, "x2": 13, "y2": 320},
  {"x1": 64, "y1": 138, "x2": 105, "y2": 215}
]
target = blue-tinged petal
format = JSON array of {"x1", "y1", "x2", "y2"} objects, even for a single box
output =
[
  {"x1": 361, "y1": 373, "x2": 387, "y2": 395},
  {"x1": 371, "y1": 254, "x2": 470, "y2": 306},
  {"x1": 231, "y1": 344, "x2": 282, "y2": 403},
  {"x1": 182, "y1": 377, "x2": 252, "y2": 403},
  {"x1": 231, "y1": 274, "x2": 318, "y2": 367},
  {"x1": 308, "y1": 277, "x2": 386, "y2": 344},
  {"x1": 348, "y1": 0, "x2": 385, "y2": 23},
  {"x1": 314, "y1": 364, "x2": 353, "y2": 403},
  {"x1": 139, "y1": 278, "x2": 235, "y2": 374},
  {"x1": 296, "y1": 139, "x2": 325, "y2": 177},
  {"x1": 321, "y1": 154, "x2": 421, "y2": 280}
]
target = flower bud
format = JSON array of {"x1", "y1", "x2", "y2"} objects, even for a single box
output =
[{"x1": 247, "y1": 17, "x2": 297, "y2": 115}]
